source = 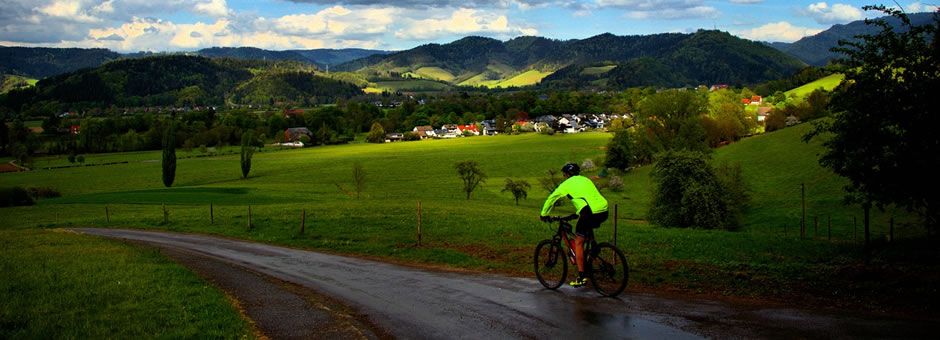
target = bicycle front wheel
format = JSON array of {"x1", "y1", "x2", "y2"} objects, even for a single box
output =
[
  {"x1": 534, "y1": 239, "x2": 567, "y2": 289},
  {"x1": 588, "y1": 242, "x2": 629, "y2": 297}
]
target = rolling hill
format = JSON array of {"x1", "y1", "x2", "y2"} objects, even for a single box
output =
[
  {"x1": 770, "y1": 12, "x2": 935, "y2": 67},
  {"x1": 0, "y1": 46, "x2": 121, "y2": 79},
  {"x1": 338, "y1": 30, "x2": 807, "y2": 89},
  {"x1": 0, "y1": 55, "x2": 363, "y2": 110}
]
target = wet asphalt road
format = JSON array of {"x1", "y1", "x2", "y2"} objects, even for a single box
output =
[{"x1": 73, "y1": 228, "x2": 937, "y2": 339}]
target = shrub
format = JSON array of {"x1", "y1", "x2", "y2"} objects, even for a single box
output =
[
  {"x1": 607, "y1": 175, "x2": 624, "y2": 192},
  {"x1": 0, "y1": 187, "x2": 35, "y2": 207},
  {"x1": 648, "y1": 150, "x2": 746, "y2": 230},
  {"x1": 581, "y1": 159, "x2": 595, "y2": 170},
  {"x1": 25, "y1": 186, "x2": 62, "y2": 200},
  {"x1": 403, "y1": 132, "x2": 421, "y2": 141}
]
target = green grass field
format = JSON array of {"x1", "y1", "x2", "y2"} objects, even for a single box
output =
[
  {"x1": 1, "y1": 129, "x2": 933, "y2": 313},
  {"x1": 785, "y1": 73, "x2": 844, "y2": 98},
  {"x1": 477, "y1": 70, "x2": 551, "y2": 88},
  {"x1": 414, "y1": 67, "x2": 456, "y2": 82},
  {"x1": 365, "y1": 79, "x2": 451, "y2": 93},
  {"x1": 581, "y1": 65, "x2": 616, "y2": 76},
  {"x1": 0, "y1": 229, "x2": 253, "y2": 339}
]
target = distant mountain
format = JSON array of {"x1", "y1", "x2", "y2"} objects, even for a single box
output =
[
  {"x1": 337, "y1": 30, "x2": 807, "y2": 89},
  {"x1": 0, "y1": 55, "x2": 362, "y2": 110},
  {"x1": 289, "y1": 48, "x2": 391, "y2": 69},
  {"x1": 0, "y1": 46, "x2": 121, "y2": 79},
  {"x1": 771, "y1": 12, "x2": 935, "y2": 67},
  {"x1": 196, "y1": 47, "x2": 312, "y2": 64}
]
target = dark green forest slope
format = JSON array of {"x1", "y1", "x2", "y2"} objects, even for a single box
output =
[{"x1": 0, "y1": 55, "x2": 363, "y2": 112}]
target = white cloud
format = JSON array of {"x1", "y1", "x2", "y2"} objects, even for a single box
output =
[
  {"x1": 903, "y1": 2, "x2": 939, "y2": 13},
  {"x1": 394, "y1": 8, "x2": 537, "y2": 40},
  {"x1": 803, "y1": 2, "x2": 865, "y2": 25},
  {"x1": 729, "y1": 0, "x2": 762, "y2": 4},
  {"x1": 194, "y1": 0, "x2": 233, "y2": 18},
  {"x1": 594, "y1": 0, "x2": 720, "y2": 20},
  {"x1": 732, "y1": 21, "x2": 823, "y2": 43}
]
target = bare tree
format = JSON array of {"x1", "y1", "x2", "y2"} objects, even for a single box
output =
[
  {"x1": 352, "y1": 161, "x2": 366, "y2": 199},
  {"x1": 455, "y1": 160, "x2": 487, "y2": 200}
]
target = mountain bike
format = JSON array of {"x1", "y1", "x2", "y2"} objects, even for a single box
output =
[{"x1": 534, "y1": 214, "x2": 629, "y2": 297}]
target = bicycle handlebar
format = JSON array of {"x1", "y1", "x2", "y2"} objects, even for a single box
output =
[{"x1": 543, "y1": 214, "x2": 578, "y2": 223}]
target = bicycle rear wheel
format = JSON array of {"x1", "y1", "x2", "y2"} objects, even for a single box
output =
[
  {"x1": 588, "y1": 242, "x2": 629, "y2": 297},
  {"x1": 534, "y1": 239, "x2": 567, "y2": 289}
]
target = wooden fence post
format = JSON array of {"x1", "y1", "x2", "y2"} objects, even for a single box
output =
[
  {"x1": 417, "y1": 201, "x2": 422, "y2": 247},
  {"x1": 248, "y1": 205, "x2": 252, "y2": 230},
  {"x1": 105, "y1": 206, "x2": 110, "y2": 224},
  {"x1": 814, "y1": 216, "x2": 818, "y2": 239},
  {"x1": 163, "y1": 204, "x2": 168, "y2": 223},
  {"x1": 210, "y1": 203, "x2": 214, "y2": 225},
  {"x1": 300, "y1": 209, "x2": 306, "y2": 234}
]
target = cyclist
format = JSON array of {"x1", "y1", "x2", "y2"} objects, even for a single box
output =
[{"x1": 540, "y1": 163, "x2": 609, "y2": 287}]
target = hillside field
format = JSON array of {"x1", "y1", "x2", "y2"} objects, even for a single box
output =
[
  {"x1": 1, "y1": 128, "x2": 933, "y2": 312},
  {"x1": 785, "y1": 73, "x2": 844, "y2": 97}
]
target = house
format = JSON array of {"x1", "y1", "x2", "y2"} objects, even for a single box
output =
[
  {"x1": 413, "y1": 125, "x2": 433, "y2": 139},
  {"x1": 750, "y1": 96, "x2": 763, "y2": 105},
  {"x1": 283, "y1": 108, "x2": 304, "y2": 117},
  {"x1": 285, "y1": 127, "x2": 313, "y2": 142},
  {"x1": 742, "y1": 98, "x2": 752, "y2": 104},
  {"x1": 710, "y1": 84, "x2": 729, "y2": 91},
  {"x1": 385, "y1": 132, "x2": 403, "y2": 142},
  {"x1": 442, "y1": 124, "x2": 460, "y2": 135},
  {"x1": 481, "y1": 120, "x2": 500, "y2": 136},
  {"x1": 457, "y1": 124, "x2": 479, "y2": 136},
  {"x1": 70, "y1": 125, "x2": 81, "y2": 134},
  {"x1": 433, "y1": 129, "x2": 456, "y2": 138},
  {"x1": 757, "y1": 107, "x2": 773, "y2": 122}
]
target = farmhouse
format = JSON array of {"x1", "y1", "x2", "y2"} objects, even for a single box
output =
[{"x1": 757, "y1": 106, "x2": 773, "y2": 122}]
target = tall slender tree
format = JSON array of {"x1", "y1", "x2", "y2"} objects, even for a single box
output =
[
  {"x1": 161, "y1": 124, "x2": 176, "y2": 187},
  {"x1": 240, "y1": 131, "x2": 255, "y2": 179}
]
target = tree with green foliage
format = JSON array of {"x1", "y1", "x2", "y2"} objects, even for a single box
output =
[
  {"x1": 605, "y1": 129, "x2": 636, "y2": 170},
  {"x1": 366, "y1": 121, "x2": 385, "y2": 143},
  {"x1": 501, "y1": 178, "x2": 531, "y2": 205},
  {"x1": 806, "y1": 6, "x2": 940, "y2": 239},
  {"x1": 240, "y1": 131, "x2": 255, "y2": 179},
  {"x1": 455, "y1": 160, "x2": 487, "y2": 200},
  {"x1": 648, "y1": 150, "x2": 746, "y2": 230},
  {"x1": 161, "y1": 124, "x2": 176, "y2": 187},
  {"x1": 635, "y1": 89, "x2": 709, "y2": 157}
]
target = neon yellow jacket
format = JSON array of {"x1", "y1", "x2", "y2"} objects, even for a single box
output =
[{"x1": 540, "y1": 175, "x2": 608, "y2": 216}]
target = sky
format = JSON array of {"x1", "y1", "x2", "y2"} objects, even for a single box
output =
[{"x1": 0, "y1": 1, "x2": 936, "y2": 53}]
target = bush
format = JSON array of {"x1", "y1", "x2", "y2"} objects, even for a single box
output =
[
  {"x1": 0, "y1": 187, "x2": 35, "y2": 207},
  {"x1": 648, "y1": 150, "x2": 747, "y2": 230},
  {"x1": 607, "y1": 175, "x2": 624, "y2": 192},
  {"x1": 25, "y1": 186, "x2": 62, "y2": 200},
  {"x1": 403, "y1": 132, "x2": 421, "y2": 141}
]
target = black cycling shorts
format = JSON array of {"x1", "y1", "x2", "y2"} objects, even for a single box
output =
[{"x1": 575, "y1": 206, "x2": 608, "y2": 238}]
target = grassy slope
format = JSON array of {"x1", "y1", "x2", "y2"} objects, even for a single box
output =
[
  {"x1": 1, "y1": 131, "x2": 932, "y2": 311},
  {"x1": 477, "y1": 70, "x2": 552, "y2": 88},
  {"x1": 0, "y1": 229, "x2": 253, "y2": 339},
  {"x1": 785, "y1": 73, "x2": 844, "y2": 97}
]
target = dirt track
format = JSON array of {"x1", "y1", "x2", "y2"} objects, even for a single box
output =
[{"x1": 74, "y1": 228, "x2": 938, "y2": 339}]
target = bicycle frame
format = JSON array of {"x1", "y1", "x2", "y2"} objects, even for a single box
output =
[{"x1": 549, "y1": 215, "x2": 596, "y2": 266}]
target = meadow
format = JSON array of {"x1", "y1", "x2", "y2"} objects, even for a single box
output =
[
  {"x1": 785, "y1": 73, "x2": 845, "y2": 97},
  {"x1": 0, "y1": 229, "x2": 253, "y2": 339},
  {"x1": 1, "y1": 127, "x2": 934, "y2": 313}
]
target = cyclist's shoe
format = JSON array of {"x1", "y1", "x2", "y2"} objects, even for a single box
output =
[{"x1": 569, "y1": 276, "x2": 588, "y2": 287}]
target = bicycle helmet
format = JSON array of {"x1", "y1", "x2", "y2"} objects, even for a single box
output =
[{"x1": 561, "y1": 163, "x2": 580, "y2": 176}]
